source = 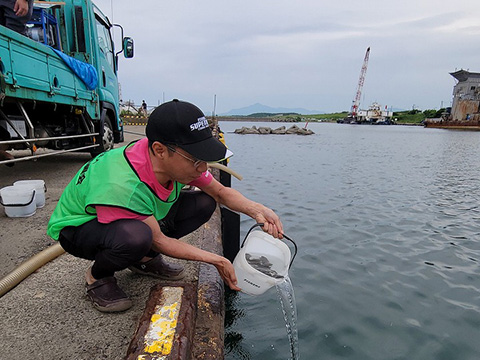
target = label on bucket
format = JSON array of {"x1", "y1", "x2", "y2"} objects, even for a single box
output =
[{"x1": 245, "y1": 253, "x2": 284, "y2": 279}]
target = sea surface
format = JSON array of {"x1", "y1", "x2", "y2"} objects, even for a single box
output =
[{"x1": 220, "y1": 121, "x2": 480, "y2": 360}]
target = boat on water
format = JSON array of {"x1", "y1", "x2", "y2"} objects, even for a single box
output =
[
  {"x1": 338, "y1": 102, "x2": 394, "y2": 125},
  {"x1": 424, "y1": 118, "x2": 480, "y2": 130},
  {"x1": 358, "y1": 102, "x2": 394, "y2": 124},
  {"x1": 424, "y1": 69, "x2": 480, "y2": 130}
]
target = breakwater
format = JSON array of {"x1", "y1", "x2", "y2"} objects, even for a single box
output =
[{"x1": 234, "y1": 125, "x2": 314, "y2": 135}]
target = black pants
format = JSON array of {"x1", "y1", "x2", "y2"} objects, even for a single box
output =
[
  {"x1": 59, "y1": 190, "x2": 216, "y2": 279},
  {"x1": 0, "y1": 0, "x2": 34, "y2": 35}
]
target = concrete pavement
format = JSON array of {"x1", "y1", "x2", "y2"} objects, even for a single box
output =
[{"x1": 0, "y1": 126, "x2": 226, "y2": 359}]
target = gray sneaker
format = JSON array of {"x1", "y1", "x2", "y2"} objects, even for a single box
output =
[{"x1": 128, "y1": 255, "x2": 185, "y2": 280}]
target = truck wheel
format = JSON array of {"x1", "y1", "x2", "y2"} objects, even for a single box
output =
[
  {"x1": 91, "y1": 116, "x2": 114, "y2": 157},
  {"x1": 102, "y1": 117, "x2": 115, "y2": 151}
]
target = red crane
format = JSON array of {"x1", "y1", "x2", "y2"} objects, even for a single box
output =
[{"x1": 349, "y1": 47, "x2": 370, "y2": 118}]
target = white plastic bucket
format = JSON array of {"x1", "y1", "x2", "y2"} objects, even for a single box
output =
[
  {"x1": 13, "y1": 180, "x2": 46, "y2": 208},
  {"x1": 0, "y1": 186, "x2": 36, "y2": 218},
  {"x1": 233, "y1": 229, "x2": 292, "y2": 296}
]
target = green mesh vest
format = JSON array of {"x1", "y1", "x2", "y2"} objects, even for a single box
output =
[{"x1": 47, "y1": 143, "x2": 184, "y2": 240}]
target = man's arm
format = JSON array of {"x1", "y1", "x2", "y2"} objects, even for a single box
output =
[
  {"x1": 199, "y1": 177, "x2": 284, "y2": 238},
  {"x1": 142, "y1": 215, "x2": 241, "y2": 291}
]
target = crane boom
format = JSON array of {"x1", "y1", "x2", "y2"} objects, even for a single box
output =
[{"x1": 350, "y1": 47, "x2": 370, "y2": 117}]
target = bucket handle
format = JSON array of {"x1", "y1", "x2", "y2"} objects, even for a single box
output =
[
  {"x1": 241, "y1": 223, "x2": 298, "y2": 269},
  {"x1": 0, "y1": 189, "x2": 36, "y2": 207}
]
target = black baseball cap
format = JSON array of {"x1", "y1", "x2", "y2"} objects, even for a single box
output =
[{"x1": 146, "y1": 99, "x2": 233, "y2": 162}]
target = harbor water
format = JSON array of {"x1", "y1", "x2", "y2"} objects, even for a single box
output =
[{"x1": 222, "y1": 121, "x2": 480, "y2": 360}]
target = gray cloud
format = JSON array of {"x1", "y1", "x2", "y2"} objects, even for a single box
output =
[{"x1": 98, "y1": 0, "x2": 480, "y2": 113}]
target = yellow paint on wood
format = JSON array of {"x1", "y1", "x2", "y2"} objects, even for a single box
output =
[{"x1": 142, "y1": 287, "x2": 183, "y2": 356}]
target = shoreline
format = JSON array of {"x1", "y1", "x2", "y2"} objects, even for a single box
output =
[{"x1": 217, "y1": 117, "x2": 424, "y2": 127}]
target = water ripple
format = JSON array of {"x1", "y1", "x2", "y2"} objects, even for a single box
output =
[{"x1": 224, "y1": 122, "x2": 480, "y2": 360}]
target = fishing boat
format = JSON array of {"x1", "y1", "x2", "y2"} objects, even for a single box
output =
[{"x1": 349, "y1": 102, "x2": 394, "y2": 124}]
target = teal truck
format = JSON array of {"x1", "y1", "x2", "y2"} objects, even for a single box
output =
[{"x1": 0, "y1": 0, "x2": 133, "y2": 165}]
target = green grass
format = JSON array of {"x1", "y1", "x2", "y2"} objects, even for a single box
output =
[
  {"x1": 232, "y1": 108, "x2": 444, "y2": 124},
  {"x1": 392, "y1": 112, "x2": 425, "y2": 124},
  {"x1": 303, "y1": 112, "x2": 349, "y2": 121},
  {"x1": 279, "y1": 110, "x2": 441, "y2": 124}
]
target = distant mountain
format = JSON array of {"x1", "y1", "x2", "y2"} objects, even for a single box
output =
[{"x1": 221, "y1": 103, "x2": 323, "y2": 116}]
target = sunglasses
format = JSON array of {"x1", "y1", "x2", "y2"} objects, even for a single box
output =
[{"x1": 166, "y1": 145, "x2": 204, "y2": 169}]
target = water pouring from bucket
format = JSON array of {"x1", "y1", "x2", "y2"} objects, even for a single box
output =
[
  {"x1": 233, "y1": 223, "x2": 300, "y2": 359},
  {"x1": 233, "y1": 223, "x2": 297, "y2": 296}
]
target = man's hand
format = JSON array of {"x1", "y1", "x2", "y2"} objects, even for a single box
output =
[
  {"x1": 143, "y1": 216, "x2": 242, "y2": 291},
  {"x1": 14, "y1": 0, "x2": 29, "y2": 17},
  {"x1": 213, "y1": 256, "x2": 241, "y2": 291},
  {"x1": 253, "y1": 204, "x2": 284, "y2": 239},
  {"x1": 200, "y1": 178, "x2": 284, "y2": 238}
]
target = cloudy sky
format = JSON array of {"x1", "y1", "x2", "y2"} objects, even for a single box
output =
[{"x1": 95, "y1": 0, "x2": 479, "y2": 114}]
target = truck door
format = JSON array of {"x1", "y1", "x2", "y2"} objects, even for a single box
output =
[{"x1": 94, "y1": 13, "x2": 120, "y2": 130}]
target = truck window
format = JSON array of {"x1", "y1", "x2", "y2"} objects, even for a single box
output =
[{"x1": 96, "y1": 18, "x2": 114, "y2": 70}]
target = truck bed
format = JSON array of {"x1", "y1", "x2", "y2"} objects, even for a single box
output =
[{"x1": 0, "y1": 25, "x2": 97, "y2": 116}]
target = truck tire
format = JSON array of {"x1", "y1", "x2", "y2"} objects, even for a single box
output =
[{"x1": 91, "y1": 116, "x2": 114, "y2": 157}]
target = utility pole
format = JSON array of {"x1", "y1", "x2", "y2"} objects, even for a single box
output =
[{"x1": 212, "y1": 94, "x2": 218, "y2": 134}]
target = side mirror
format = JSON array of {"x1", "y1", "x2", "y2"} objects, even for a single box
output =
[{"x1": 123, "y1": 37, "x2": 134, "y2": 58}]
